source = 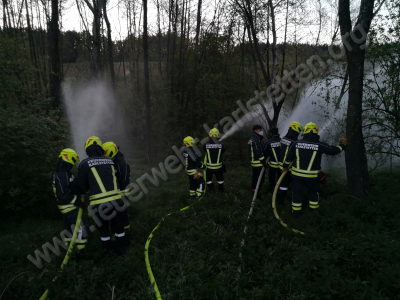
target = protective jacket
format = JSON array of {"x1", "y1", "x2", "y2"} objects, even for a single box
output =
[
  {"x1": 53, "y1": 160, "x2": 80, "y2": 214},
  {"x1": 263, "y1": 134, "x2": 281, "y2": 168},
  {"x1": 183, "y1": 147, "x2": 204, "y2": 176},
  {"x1": 282, "y1": 133, "x2": 345, "y2": 179},
  {"x1": 279, "y1": 129, "x2": 299, "y2": 169},
  {"x1": 78, "y1": 145, "x2": 121, "y2": 205},
  {"x1": 203, "y1": 138, "x2": 225, "y2": 170},
  {"x1": 248, "y1": 132, "x2": 265, "y2": 167},
  {"x1": 113, "y1": 151, "x2": 131, "y2": 190}
]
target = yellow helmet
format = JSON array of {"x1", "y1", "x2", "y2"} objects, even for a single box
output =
[
  {"x1": 303, "y1": 122, "x2": 318, "y2": 134},
  {"x1": 289, "y1": 121, "x2": 303, "y2": 133},
  {"x1": 209, "y1": 128, "x2": 220, "y2": 138},
  {"x1": 183, "y1": 136, "x2": 195, "y2": 147},
  {"x1": 103, "y1": 141, "x2": 119, "y2": 159},
  {"x1": 59, "y1": 148, "x2": 80, "y2": 166},
  {"x1": 85, "y1": 136, "x2": 102, "y2": 150}
]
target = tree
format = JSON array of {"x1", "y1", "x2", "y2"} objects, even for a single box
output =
[
  {"x1": 49, "y1": 0, "x2": 61, "y2": 110},
  {"x1": 338, "y1": 0, "x2": 375, "y2": 198}
]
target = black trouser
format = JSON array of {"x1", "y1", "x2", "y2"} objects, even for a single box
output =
[
  {"x1": 188, "y1": 174, "x2": 205, "y2": 197},
  {"x1": 92, "y1": 199, "x2": 127, "y2": 254},
  {"x1": 63, "y1": 209, "x2": 88, "y2": 250},
  {"x1": 251, "y1": 166, "x2": 265, "y2": 197},
  {"x1": 206, "y1": 168, "x2": 224, "y2": 192},
  {"x1": 268, "y1": 167, "x2": 281, "y2": 192},
  {"x1": 277, "y1": 170, "x2": 292, "y2": 204},
  {"x1": 291, "y1": 176, "x2": 320, "y2": 214}
]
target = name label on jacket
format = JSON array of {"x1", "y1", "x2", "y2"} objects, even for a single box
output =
[
  {"x1": 88, "y1": 159, "x2": 114, "y2": 167},
  {"x1": 271, "y1": 142, "x2": 280, "y2": 148},
  {"x1": 281, "y1": 138, "x2": 292, "y2": 146},
  {"x1": 296, "y1": 143, "x2": 318, "y2": 150},
  {"x1": 206, "y1": 144, "x2": 222, "y2": 148}
]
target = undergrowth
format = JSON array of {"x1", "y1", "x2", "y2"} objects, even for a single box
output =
[{"x1": 0, "y1": 167, "x2": 399, "y2": 299}]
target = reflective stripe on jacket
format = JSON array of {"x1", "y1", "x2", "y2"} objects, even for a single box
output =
[
  {"x1": 263, "y1": 134, "x2": 281, "y2": 169},
  {"x1": 282, "y1": 133, "x2": 345, "y2": 179},
  {"x1": 203, "y1": 138, "x2": 225, "y2": 170},
  {"x1": 78, "y1": 155, "x2": 121, "y2": 205},
  {"x1": 184, "y1": 148, "x2": 204, "y2": 175},
  {"x1": 53, "y1": 171, "x2": 79, "y2": 214}
]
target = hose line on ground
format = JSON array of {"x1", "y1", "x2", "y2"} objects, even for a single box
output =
[
  {"x1": 144, "y1": 171, "x2": 207, "y2": 300},
  {"x1": 237, "y1": 165, "x2": 265, "y2": 274},
  {"x1": 38, "y1": 197, "x2": 85, "y2": 300},
  {"x1": 272, "y1": 168, "x2": 305, "y2": 235}
]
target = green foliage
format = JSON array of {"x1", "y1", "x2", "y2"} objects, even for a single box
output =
[
  {"x1": 1, "y1": 167, "x2": 400, "y2": 299},
  {"x1": 0, "y1": 35, "x2": 70, "y2": 219}
]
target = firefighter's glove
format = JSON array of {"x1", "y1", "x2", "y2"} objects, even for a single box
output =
[
  {"x1": 318, "y1": 171, "x2": 327, "y2": 185},
  {"x1": 193, "y1": 172, "x2": 203, "y2": 180},
  {"x1": 340, "y1": 133, "x2": 347, "y2": 146}
]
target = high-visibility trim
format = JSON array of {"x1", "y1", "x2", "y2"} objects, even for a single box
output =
[
  {"x1": 337, "y1": 145, "x2": 343, "y2": 151},
  {"x1": 279, "y1": 187, "x2": 288, "y2": 190},
  {"x1": 271, "y1": 148, "x2": 279, "y2": 163},
  {"x1": 91, "y1": 167, "x2": 106, "y2": 193},
  {"x1": 111, "y1": 165, "x2": 118, "y2": 190},
  {"x1": 307, "y1": 151, "x2": 317, "y2": 171},
  {"x1": 186, "y1": 169, "x2": 197, "y2": 175},
  {"x1": 309, "y1": 204, "x2": 319, "y2": 209},
  {"x1": 292, "y1": 206, "x2": 302, "y2": 211},
  {"x1": 75, "y1": 239, "x2": 87, "y2": 244},
  {"x1": 251, "y1": 163, "x2": 263, "y2": 167},
  {"x1": 61, "y1": 206, "x2": 77, "y2": 214},
  {"x1": 124, "y1": 225, "x2": 131, "y2": 229},
  {"x1": 309, "y1": 201, "x2": 319, "y2": 205},
  {"x1": 90, "y1": 189, "x2": 120, "y2": 200},
  {"x1": 64, "y1": 238, "x2": 72, "y2": 242},
  {"x1": 90, "y1": 195, "x2": 121, "y2": 205},
  {"x1": 206, "y1": 181, "x2": 212, "y2": 184},
  {"x1": 189, "y1": 190, "x2": 196, "y2": 196},
  {"x1": 76, "y1": 245, "x2": 86, "y2": 249},
  {"x1": 292, "y1": 202, "x2": 302, "y2": 207},
  {"x1": 268, "y1": 161, "x2": 280, "y2": 168},
  {"x1": 217, "y1": 181, "x2": 224, "y2": 184},
  {"x1": 101, "y1": 236, "x2": 111, "y2": 241},
  {"x1": 282, "y1": 147, "x2": 290, "y2": 167},
  {"x1": 296, "y1": 149, "x2": 300, "y2": 169},
  {"x1": 291, "y1": 171, "x2": 318, "y2": 178},
  {"x1": 115, "y1": 232, "x2": 125, "y2": 237},
  {"x1": 217, "y1": 149, "x2": 221, "y2": 164},
  {"x1": 292, "y1": 167, "x2": 319, "y2": 174}
]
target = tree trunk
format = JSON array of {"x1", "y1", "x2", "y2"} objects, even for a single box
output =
[
  {"x1": 189, "y1": 0, "x2": 202, "y2": 129},
  {"x1": 338, "y1": 0, "x2": 375, "y2": 198},
  {"x1": 143, "y1": 0, "x2": 153, "y2": 161},
  {"x1": 49, "y1": 0, "x2": 61, "y2": 110},
  {"x1": 102, "y1": 0, "x2": 116, "y2": 92}
]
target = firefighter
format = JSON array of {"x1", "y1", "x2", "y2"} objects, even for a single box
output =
[
  {"x1": 53, "y1": 148, "x2": 87, "y2": 251},
  {"x1": 282, "y1": 123, "x2": 347, "y2": 217},
  {"x1": 276, "y1": 121, "x2": 303, "y2": 205},
  {"x1": 248, "y1": 124, "x2": 267, "y2": 198},
  {"x1": 263, "y1": 127, "x2": 281, "y2": 193},
  {"x1": 78, "y1": 136, "x2": 127, "y2": 255},
  {"x1": 183, "y1": 136, "x2": 205, "y2": 199},
  {"x1": 103, "y1": 141, "x2": 131, "y2": 232},
  {"x1": 203, "y1": 128, "x2": 226, "y2": 192}
]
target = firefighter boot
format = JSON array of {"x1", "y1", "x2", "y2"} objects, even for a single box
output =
[
  {"x1": 276, "y1": 189, "x2": 286, "y2": 205},
  {"x1": 218, "y1": 183, "x2": 224, "y2": 193}
]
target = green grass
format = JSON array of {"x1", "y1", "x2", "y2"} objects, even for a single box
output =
[{"x1": 1, "y1": 167, "x2": 400, "y2": 299}]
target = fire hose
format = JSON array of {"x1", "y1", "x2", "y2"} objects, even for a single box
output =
[
  {"x1": 38, "y1": 196, "x2": 86, "y2": 300},
  {"x1": 272, "y1": 165, "x2": 305, "y2": 235},
  {"x1": 144, "y1": 170, "x2": 207, "y2": 300}
]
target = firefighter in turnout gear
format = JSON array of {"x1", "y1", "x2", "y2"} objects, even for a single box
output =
[
  {"x1": 248, "y1": 124, "x2": 267, "y2": 198},
  {"x1": 263, "y1": 127, "x2": 282, "y2": 193},
  {"x1": 282, "y1": 123, "x2": 347, "y2": 217},
  {"x1": 53, "y1": 148, "x2": 88, "y2": 250},
  {"x1": 103, "y1": 142, "x2": 131, "y2": 232},
  {"x1": 203, "y1": 128, "x2": 226, "y2": 192},
  {"x1": 78, "y1": 136, "x2": 127, "y2": 255},
  {"x1": 183, "y1": 136, "x2": 205, "y2": 199},
  {"x1": 277, "y1": 121, "x2": 303, "y2": 205}
]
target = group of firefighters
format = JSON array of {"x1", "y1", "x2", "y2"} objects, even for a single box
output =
[
  {"x1": 53, "y1": 122, "x2": 345, "y2": 256},
  {"x1": 53, "y1": 137, "x2": 131, "y2": 256}
]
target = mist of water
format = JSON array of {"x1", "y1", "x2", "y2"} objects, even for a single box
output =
[{"x1": 62, "y1": 80, "x2": 129, "y2": 160}]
